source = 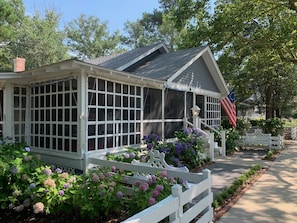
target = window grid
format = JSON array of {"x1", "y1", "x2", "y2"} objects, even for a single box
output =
[
  {"x1": 13, "y1": 86, "x2": 27, "y2": 142},
  {"x1": 205, "y1": 96, "x2": 221, "y2": 127},
  {"x1": 87, "y1": 77, "x2": 141, "y2": 151},
  {"x1": 30, "y1": 79, "x2": 78, "y2": 153}
]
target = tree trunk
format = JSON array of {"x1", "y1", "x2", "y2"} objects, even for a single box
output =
[{"x1": 266, "y1": 84, "x2": 273, "y2": 119}]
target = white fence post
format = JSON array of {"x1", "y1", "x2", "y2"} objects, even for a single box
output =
[
  {"x1": 221, "y1": 131, "x2": 226, "y2": 157},
  {"x1": 209, "y1": 133, "x2": 215, "y2": 161},
  {"x1": 170, "y1": 184, "x2": 183, "y2": 222},
  {"x1": 291, "y1": 127, "x2": 297, "y2": 140}
]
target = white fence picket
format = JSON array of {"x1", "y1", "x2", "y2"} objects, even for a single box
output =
[{"x1": 86, "y1": 155, "x2": 213, "y2": 223}]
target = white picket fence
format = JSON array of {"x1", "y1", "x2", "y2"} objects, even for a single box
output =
[
  {"x1": 86, "y1": 151, "x2": 213, "y2": 223},
  {"x1": 239, "y1": 128, "x2": 283, "y2": 150}
]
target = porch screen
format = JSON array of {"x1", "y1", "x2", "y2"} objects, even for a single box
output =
[
  {"x1": 13, "y1": 86, "x2": 27, "y2": 142},
  {"x1": 30, "y1": 79, "x2": 78, "y2": 153},
  {"x1": 87, "y1": 77, "x2": 141, "y2": 151},
  {"x1": 205, "y1": 96, "x2": 221, "y2": 127}
]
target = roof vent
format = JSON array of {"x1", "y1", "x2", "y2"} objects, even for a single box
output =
[{"x1": 13, "y1": 57, "x2": 26, "y2": 72}]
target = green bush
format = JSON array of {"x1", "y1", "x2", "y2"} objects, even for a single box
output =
[
  {"x1": 0, "y1": 140, "x2": 186, "y2": 219},
  {"x1": 214, "y1": 127, "x2": 240, "y2": 155},
  {"x1": 141, "y1": 128, "x2": 206, "y2": 169}
]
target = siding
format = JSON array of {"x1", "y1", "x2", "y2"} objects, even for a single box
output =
[{"x1": 172, "y1": 57, "x2": 219, "y2": 93}]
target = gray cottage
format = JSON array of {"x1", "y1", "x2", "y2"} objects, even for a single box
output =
[{"x1": 0, "y1": 43, "x2": 228, "y2": 172}]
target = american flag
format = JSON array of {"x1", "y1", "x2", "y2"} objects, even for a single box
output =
[{"x1": 220, "y1": 89, "x2": 236, "y2": 127}]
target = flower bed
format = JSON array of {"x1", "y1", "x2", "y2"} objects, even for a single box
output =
[
  {"x1": 106, "y1": 128, "x2": 209, "y2": 170},
  {"x1": 1, "y1": 139, "x2": 211, "y2": 222}
]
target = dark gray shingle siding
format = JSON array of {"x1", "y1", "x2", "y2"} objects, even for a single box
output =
[{"x1": 172, "y1": 57, "x2": 219, "y2": 93}]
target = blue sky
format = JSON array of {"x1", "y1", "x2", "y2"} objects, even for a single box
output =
[{"x1": 23, "y1": 0, "x2": 160, "y2": 33}]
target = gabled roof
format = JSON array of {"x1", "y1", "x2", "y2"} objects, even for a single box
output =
[
  {"x1": 98, "y1": 42, "x2": 169, "y2": 71},
  {"x1": 94, "y1": 43, "x2": 229, "y2": 97}
]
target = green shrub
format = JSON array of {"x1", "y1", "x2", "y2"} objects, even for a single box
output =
[
  {"x1": 142, "y1": 128, "x2": 206, "y2": 169},
  {"x1": 0, "y1": 140, "x2": 186, "y2": 219}
]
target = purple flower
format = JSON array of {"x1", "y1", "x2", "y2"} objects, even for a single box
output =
[
  {"x1": 42, "y1": 168, "x2": 52, "y2": 176},
  {"x1": 134, "y1": 180, "x2": 141, "y2": 187},
  {"x1": 129, "y1": 152, "x2": 136, "y2": 158},
  {"x1": 148, "y1": 197, "x2": 156, "y2": 206},
  {"x1": 24, "y1": 146, "x2": 30, "y2": 152},
  {"x1": 11, "y1": 166, "x2": 18, "y2": 174},
  {"x1": 29, "y1": 183, "x2": 35, "y2": 189},
  {"x1": 124, "y1": 153, "x2": 130, "y2": 159},
  {"x1": 117, "y1": 191, "x2": 123, "y2": 199},
  {"x1": 149, "y1": 175, "x2": 157, "y2": 184},
  {"x1": 92, "y1": 173, "x2": 99, "y2": 182},
  {"x1": 111, "y1": 166, "x2": 116, "y2": 172},
  {"x1": 183, "y1": 128, "x2": 191, "y2": 135},
  {"x1": 147, "y1": 143, "x2": 153, "y2": 150},
  {"x1": 139, "y1": 182, "x2": 149, "y2": 192},
  {"x1": 55, "y1": 168, "x2": 62, "y2": 173},
  {"x1": 155, "y1": 184, "x2": 164, "y2": 192},
  {"x1": 99, "y1": 173, "x2": 105, "y2": 180},
  {"x1": 152, "y1": 190, "x2": 159, "y2": 197},
  {"x1": 58, "y1": 190, "x2": 64, "y2": 196},
  {"x1": 64, "y1": 183, "x2": 70, "y2": 189},
  {"x1": 143, "y1": 135, "x2": 148, "y2": 142},
  {"x1": 172, "y1": 157, "x2": 180, "y2": 164}
]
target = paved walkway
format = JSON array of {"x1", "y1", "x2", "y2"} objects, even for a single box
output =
[{"x1": 210, "y1": 140, "x2": 297, "y2": 223}]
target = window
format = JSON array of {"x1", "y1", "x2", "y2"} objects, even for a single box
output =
[
  {"x1": 30, "y1": 79, "x2": 78, "y2": 153},
  {"x1": 87, "y1": 77, "x2": 141, "y2": 151},
  {"x1": 13, "y1": 86, "x2": 27, "y2": 142}
]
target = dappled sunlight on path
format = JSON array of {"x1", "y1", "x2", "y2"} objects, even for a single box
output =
[{"x1": 216, "y1": 140, "x2": 297, "y2": 223}]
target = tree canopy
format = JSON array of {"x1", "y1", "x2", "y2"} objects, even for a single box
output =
[
  {"x1": 9, "y1": 9, "x2": 69, "y2": 69},
  {"x1": 165, "y1": 0, "x2": 297, "y2": 118},
  {"x1": 0, "y1": 0, "x2": 24, "y2": 71},
  {"x1": 65, "y1": 14, "x2": 122, "y2": 60}
]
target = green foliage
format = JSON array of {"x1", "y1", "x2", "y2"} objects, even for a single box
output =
[
  {"x1": 0, "y1": 0, "x2": 24, "y2": 71},
  {"x1": 0, "y1": 140, "x2": 186, "y2": 219},
  {"x1": 236, "y1": 118, "x2": 251, "y2": 135},
  {"x1": 142, "y1": 128, "x2": 206, "y2": 169},
  {"x1": 250, "y1": 118, "x2": 284, "y2": 136},
  {"x1": 214, "y1": 126, "x2": 240, "y2": 155},
  {"x1": 261, "y1": 118, "x2": 284, "y2": 136},
  {"x1": 65, "y1": 14, "x2": 122, "y2": 60},
  {"x1": 106, "y1": 147, "x2": 144, "y2": 163},
  {"x1": 212, "y1": 164, "x2": 262, "y2": 209},
  {"x1": 127, "y1": 170, "x2": 180, "y2": 215},
  {"x1": 265, "y1": 149, "x2": 279, "y2": 160},
  {"x1": 9, "y1": 9, "x2": 69, "y2": 69},
  {"x1": 74, "y1": 167, "x2": 125, "y2": 217}
]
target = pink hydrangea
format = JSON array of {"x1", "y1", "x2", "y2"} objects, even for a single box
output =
[
  {"x1": 92, "y1": 173, "x2": 99, "y2": 182},
  {"x1": 43, "y1": 179, "x2": 56, "y2": 188},
  {"x1": 155, "y1": 184, "x2": 164, "y2": 192},
  {"x1": 42, "y1": 168, "x2": 52, "y2": 176},
  {"x1": 161, "y1": 170, "x2": 167, "y2": 178},
  {"x1": 33, "y1": 202, "x2": 44, "y2": 214},
  {"x1": 152, "y1": 190, "x2": 159, "y2": 197},
  {"x1": 139, "y1": 182, "x2": 149, "y2": 192},
  {"x1": 148, "y1": 197, "x2": 156, "y2": 206}
]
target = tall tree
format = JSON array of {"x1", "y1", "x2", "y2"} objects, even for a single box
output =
[
  {"x1": 9, "y1": 9, "x2": 69, "y2": 69},
  {"x1": 167, "y1": 0, "x2": 297, "y2": 118},
  {"x1": 65, "y1": 15, "x2": 122, "y2": 60},
  {"x1": 122, "y1": 0, "x2": 185, "y2": 50},
  {"x1": 0, "y1": 0, "x2": 24, "y2": 71}
]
